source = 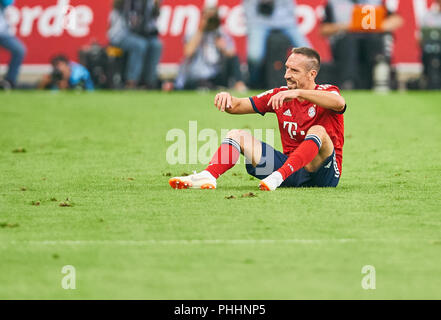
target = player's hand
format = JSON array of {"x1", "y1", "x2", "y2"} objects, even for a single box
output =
[
  {"x1": 214, "y1": 91, "x2": 232, "y2": 112},
  {"x1": 267, "y1": 90, "x2": 301, "y2": 110}
]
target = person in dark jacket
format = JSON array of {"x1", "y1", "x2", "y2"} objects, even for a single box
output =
[
  {"x1": 320, "y1": 0, "x2": 403, "y2": 89},
  {"x1": 108, "y1": 0, "x2": 162, "y2": 88}
]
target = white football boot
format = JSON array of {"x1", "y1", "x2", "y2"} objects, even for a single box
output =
[
  {"x1": 259, "y1": 171, "x2": 284, "y2": 191},
  {"x1": 169, "y1": 170, "x2": 216, "y2": 189}
]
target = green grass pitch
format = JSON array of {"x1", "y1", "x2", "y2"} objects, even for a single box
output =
[{"x1": 0, "y1": 90, "x2": 440, "y2": 299}]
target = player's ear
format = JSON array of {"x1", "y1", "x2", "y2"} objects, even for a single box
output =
[{"x1": 309, "y1": 69, "x2": 317, "y2": 80}]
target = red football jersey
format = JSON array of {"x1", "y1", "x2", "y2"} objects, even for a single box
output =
[{"x1": 249, "y1": 84, "x2": 345, "y2": 173}]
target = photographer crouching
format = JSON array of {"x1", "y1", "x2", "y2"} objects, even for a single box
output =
[
  {"x1": 38, "y1": 55, "x2": 94, "y2": 91},
  {"x1": 174, "y1": 6, "x2": 247, "y2": 91}
]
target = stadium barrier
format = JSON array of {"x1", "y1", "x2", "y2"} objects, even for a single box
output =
[{"x1": 0, "y1": 0, "x2": 435, "y2": 84}]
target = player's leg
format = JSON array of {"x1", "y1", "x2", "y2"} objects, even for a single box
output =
[
  {"x1": 302, "y1": 125, "x2": 341, "y2": 188},
  {"x1": 259, "y1": 125, "x2": 334, "y2": 190},
  {"x1": 303, "y1": 125, "x2": 334, "y2": 173},
  {"x1": 277, "y1": 125, "x2": 333, "y2": 175},
  {"x1": 225, "y1": 129, "x2": 262, "y2": 167},
  {"x1": 247, "y1": 140, "x2": 316, "y2": 189},
  {"x1": 169, "y1": 129, "x2": 262, "y2": 189}
]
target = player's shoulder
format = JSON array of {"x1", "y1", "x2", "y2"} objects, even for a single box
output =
[
  {"x1": 316, "y1": 83, "x2": 341, "y2": 95},
  {"x1": 316, "y1": 83, "x2": 340, "y2": 91},
  {"x1": 255, "y1": 86, "x2": 288, "y2": 99}
]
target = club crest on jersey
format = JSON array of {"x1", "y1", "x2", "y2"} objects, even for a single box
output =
[{"x1": 308, "y1": 106, "x2": 316, "y2": 118}]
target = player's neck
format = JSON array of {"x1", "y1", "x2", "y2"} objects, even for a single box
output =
[
  {"x1": 298, "y1": 82, "x2": 316, "y2": 91},
  {"x1": 297, "y1": 82, "x2": 317, "y2": 103},
  {"x1": 306, "y1": 81, "x2": 317, "y2": 90}
]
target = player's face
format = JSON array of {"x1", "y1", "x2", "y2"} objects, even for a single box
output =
[{"x1": 284, "y1": 54, "x2": 313, "y2": 90}]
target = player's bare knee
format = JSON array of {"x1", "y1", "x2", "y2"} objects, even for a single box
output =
[
  {"x1": 226, "y1": 129, "x2": 248, "y2": 146},
  {"x1": 307, "y1": 125, "x2": 333, "y2": 154},
  {"x1": 307, "y1": 125, "x2": 327, "y2": 140},
  {"x1": 226, "y1": 129, "x2": 240, "y2": 140}
]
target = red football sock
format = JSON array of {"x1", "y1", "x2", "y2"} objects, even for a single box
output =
[
  {"x1": 205, "y1": 138, "x2": 241, "y2": 179},
  {"x1": 277, "y1": 135, "x2": 321, "y2": 180}
]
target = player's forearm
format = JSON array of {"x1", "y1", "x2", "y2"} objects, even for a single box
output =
[
  {"x1": 297, "y1": 89, "x2": 346, "y2": 112},
  {"x1": 225, "y1": 97, "x2": 244, "y2": 114},
  {"x1": 215, "y1": 92, "x2": 254, "y2": 114}
]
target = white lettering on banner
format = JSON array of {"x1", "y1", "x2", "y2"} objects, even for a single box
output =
[
  {"x1": 157, "y1": 5, "x2": 172, "y2": 36},
  {"x1": 5, "y1": 0, "x2": 93, "y2": 38},
  {"x1": 20, "y1": 6, "x2": 42, "y2": 37},
  {"x1": 5, "y1": 2, "x2": 332, "y2": 40},
  {"x1": 296, "y1": 4, "x2": 316, "y2": 35},
  {"x1": 66, "y1": 5, "x2": 93, "y2": 37},
  {"x1": 38, "y1": 0, "x2": 69, "y2": 37},
  {"x1": 3, "y1": 0, "x2": 429, "y2": 62},
  {"x1": 224, "y1": 5, "x2": 246, "y2": 37},
  {"x1": 169, "y1": 5, "x2": 200, "y2": 36},
  {"x1": 413, "y1": 0, "x2": 429, "y2": 27},
  {"x1": 4, "y1": 5, "x2": 20, "y2": 35},
  {"x1": 157, "y1": 4, "x2": 317, "y2": 38}
]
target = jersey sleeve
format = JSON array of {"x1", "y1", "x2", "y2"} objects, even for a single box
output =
[
  {"x1": 317, "y1": 84, "x2": 346, "y2": 114},
  {"x1": 249, "y1": 88, "x2": 282, "y2": 116}
]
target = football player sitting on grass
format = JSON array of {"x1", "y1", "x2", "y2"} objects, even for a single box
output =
[{"x1": 169, "y1": 47, "x2": 346, "y2": 191}]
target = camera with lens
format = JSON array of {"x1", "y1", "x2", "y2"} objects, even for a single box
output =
[
  {"x1": 50, "y1": 68, "x2": 64, "y2": 83},
  {"x1": 258, "y1": 0, "x2": 274, "y2": 16},
  {"x1": 205, "y1": 15, "x2": 221, "y2": 31}
]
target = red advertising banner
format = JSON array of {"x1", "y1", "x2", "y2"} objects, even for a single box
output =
[
  {"x1": 1, "y1": 0, "x2": 111, "y2": 64},
  {"x1": 0, "y1": 0, "x2": 436, "y2": 66}
]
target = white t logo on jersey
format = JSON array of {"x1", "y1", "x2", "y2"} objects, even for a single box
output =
[{"x1": 283, "y1": 121, "x2": 305, "y2": 140}]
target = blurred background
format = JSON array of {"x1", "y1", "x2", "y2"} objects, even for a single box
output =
[{"x1": 0, "y1": 0, "x2": 440, "y2": 92}]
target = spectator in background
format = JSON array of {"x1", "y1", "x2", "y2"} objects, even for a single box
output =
[
  {"x1": 174, "y1": 6, "x2": 247, "y2": 91},
  {"x1": 38, "y1": 55, "x2": 94, "y2": 91},
  {"x1": 108, "y1": 0, "x2": 147, "y2": 88},
  {"x1": 419, "y1": 0, "x2": 441, "y2": 89},
  {"x1": 107, "y1": 0, "x2": 162, "y2": 89},
  {"x1": 320, "y1": 0, "x2": 403, "y2": 90},
  {"x1": 0, "y1": 0, "x2": 26, "y2": 89},
  {"x1": 243, "y1": 0, "x2": 310, "y2": 89},
  {"x1": 126, "y1": 0, "x2": 162, "y2": 89}
]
